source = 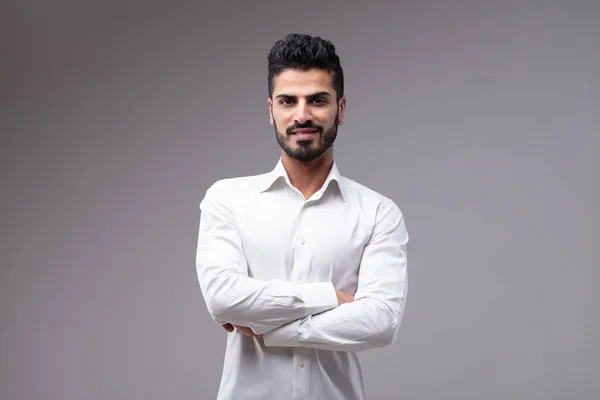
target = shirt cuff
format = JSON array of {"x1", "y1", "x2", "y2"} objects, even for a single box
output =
[
  {"x1": 262, "y1": 282, "x2": 337, "y2": 347},
  {"x1": 297, "y1": 281, "x2": 338, "y2": 316},
  {"x1": 263, "y1": 318, "x2": 300, "y2": 347}
]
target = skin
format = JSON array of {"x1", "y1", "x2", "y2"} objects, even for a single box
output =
[
  {"x1": 221, "y1": 68, "x2": 354, "y2": 338},
  {"x1": 268, "y1": 68, "x2": 346, "y2": 200}
]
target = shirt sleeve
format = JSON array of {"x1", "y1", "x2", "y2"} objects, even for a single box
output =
[
  {"x1": 195, "y1": 181, "x2": 339, "y2": 336},
  {"x1": 262, "y1": 198, "x2": 409, "y2": 351}
]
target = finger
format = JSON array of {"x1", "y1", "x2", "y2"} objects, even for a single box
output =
[
  {"x1": 234, "y1": 325, "x2": 256, "y2": 337},
  {"x1": 233, "y1": 325, "x2": 247, "y2": 334}
]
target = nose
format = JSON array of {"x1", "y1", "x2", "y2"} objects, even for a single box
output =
[{"x1": 294, "y1": 101, "x2": 311, "y2": 124}]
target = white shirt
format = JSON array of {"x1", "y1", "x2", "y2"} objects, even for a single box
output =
[{"x1": 195, "y1": 158, "x2": 409, "y2": 400}]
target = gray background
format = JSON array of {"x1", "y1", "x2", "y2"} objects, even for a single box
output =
[{"x1": 1, "y1": 1, "x2": 599, "y2": 399}]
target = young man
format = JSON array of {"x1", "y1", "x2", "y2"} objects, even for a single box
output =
[{"x1": 196, "y1": 33, "x2": 409, "y2": 400}]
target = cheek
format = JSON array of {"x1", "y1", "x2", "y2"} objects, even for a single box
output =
[
  {"x1": 273, "y1": 112, "x2": 292, "y2": 128},
  {"x1": 318, "y1": 110, "x2": 337, "y2": 127}
]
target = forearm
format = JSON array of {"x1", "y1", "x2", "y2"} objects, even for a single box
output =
[
  {"x1": 198, "y1": 263, "x2": 338, "y2": 335},
  {"x1": 196, "y1": 182, "x2": 339, "y2": 335},
  {"x1": 262, "y1": 296, "x2": 404, "y2": 351}
]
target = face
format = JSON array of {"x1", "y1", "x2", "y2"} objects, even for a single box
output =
[{"x1": 268, "y1": 68, "x2": 346, "y2": 162}]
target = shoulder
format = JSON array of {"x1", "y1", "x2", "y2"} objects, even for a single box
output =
[
  {"x1": 201, "y1": 172, "x2": 269, "y2": 204},
  {"x1": 341, "y1": 176, "x2": 408, "y2": 242},
  {"x1": 340, "y1": 176, "x2": 403, "y2": 216}
]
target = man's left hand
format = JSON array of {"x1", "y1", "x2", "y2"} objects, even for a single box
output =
[{"x1": 222, "y1": 323, "x2": 262, "y2": 338}]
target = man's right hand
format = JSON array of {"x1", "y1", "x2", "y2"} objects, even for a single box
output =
[{"x1": 336, "y1": 291, "x2": 354, "y2": 305}]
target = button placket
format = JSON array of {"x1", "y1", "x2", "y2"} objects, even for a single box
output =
[
  {"x1": 293, "y1": 202, "x2": 308, "y2": 248},
  {"x1": 291, "y1": 349, "x2": 310, "y2": 399}
]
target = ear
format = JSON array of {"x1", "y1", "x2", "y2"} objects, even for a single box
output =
[
  {"x1": 338, "y1": 95, "x2": 346, "y2": 124},
  {"x1": 267, "y1": 97, "x2": 274, "y2": 126}
]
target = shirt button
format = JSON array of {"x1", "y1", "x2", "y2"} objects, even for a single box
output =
[
  {"x1": 299, "y1": 360, "x2": 305, "y2": 368},
  {"x1": 299, "y1": 237, "x2": 306, "y2": 245}
]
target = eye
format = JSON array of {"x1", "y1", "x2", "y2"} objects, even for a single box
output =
[
  {"x1": 279, "y1": 98, "x2": 294, "y2": 106},
  {"x1": 311, "y1": 98, "x2": 327, "y2": 105}
]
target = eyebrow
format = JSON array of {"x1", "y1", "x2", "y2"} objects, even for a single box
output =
[{"x1": 275, "y1": 91, "x2": 332, "y2": 99}]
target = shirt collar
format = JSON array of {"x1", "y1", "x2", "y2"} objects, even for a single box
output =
[{"x1": 259, "y1": 157, "x2": 346, "y2": 202}]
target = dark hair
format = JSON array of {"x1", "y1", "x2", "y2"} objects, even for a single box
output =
[{"x1": 267, "y1": 33, "x2": 344, "y2": 101}]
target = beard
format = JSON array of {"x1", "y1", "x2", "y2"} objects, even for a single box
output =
[{"x1": 274, "y1": 112, "x2": 339, "y2": 162}]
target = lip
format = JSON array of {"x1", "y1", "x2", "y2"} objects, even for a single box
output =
[
  {"x1": 292, "y1": 128, "x2": 319, "y2": 134},
  {"x1": 291, "y1": 128, "x2": 319, "y2": 140},
  {"x1": 293, "y1": 132, "x2": 317, "y2": 140}
]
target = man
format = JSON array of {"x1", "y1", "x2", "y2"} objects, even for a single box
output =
[{"x1": 195, "y1": 33, "x2": 409, "y2": 400}]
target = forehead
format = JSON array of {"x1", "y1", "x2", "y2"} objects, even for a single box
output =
[{"x1": 272, "y1": 68, "x2": 334, "y2": 96}]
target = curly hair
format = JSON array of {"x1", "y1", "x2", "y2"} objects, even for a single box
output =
[{"x1": 267, "y1": 33, "x2": 344, "y2": 100}]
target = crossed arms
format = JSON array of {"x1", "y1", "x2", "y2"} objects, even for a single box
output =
[{"x1": 195, "y1": 182, "x2": 409, "y2": 352}]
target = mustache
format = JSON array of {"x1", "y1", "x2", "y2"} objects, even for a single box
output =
[{"x1": 286, "y1": 121, "x2": 323, "y2": 134}]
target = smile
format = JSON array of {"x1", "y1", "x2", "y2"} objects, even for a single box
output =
[
  {"x1": 290, "y1": 127, "x2": 320, "y2": 140},
  {"x1": 291, "y1": 128, "x2": 319, "y2": 134},
  {"x1": 292, "y1": 132, "x2": 318, "y2": 140}
]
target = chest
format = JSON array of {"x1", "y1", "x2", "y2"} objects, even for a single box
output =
[{"x1": 233, "y1": 195, "x2": 374, "y2": 292}]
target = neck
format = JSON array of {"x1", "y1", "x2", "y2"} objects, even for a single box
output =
[{"x1": 281, "y1": 149, "x2": 334, "y2": 199}]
